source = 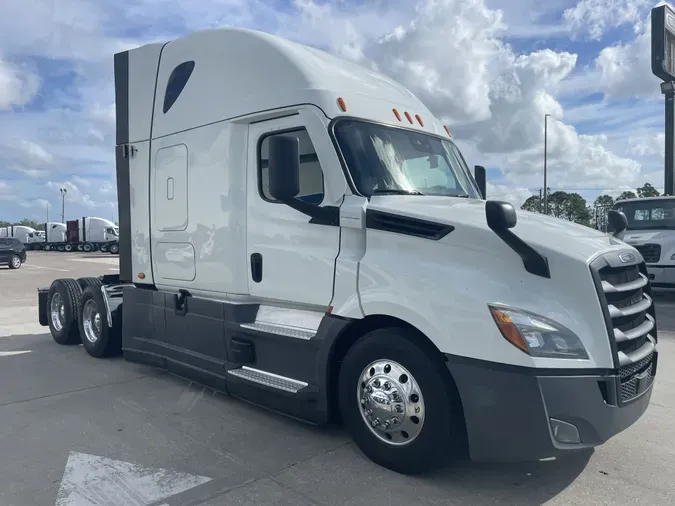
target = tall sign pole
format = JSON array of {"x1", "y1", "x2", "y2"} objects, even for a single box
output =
[{"x1": 652, "y1": 5, "x2": 675, "y2": 195}]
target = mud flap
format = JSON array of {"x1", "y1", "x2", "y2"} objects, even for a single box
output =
[{"x1": 37, "y1": 287, "x2": 49, "y2": 326}]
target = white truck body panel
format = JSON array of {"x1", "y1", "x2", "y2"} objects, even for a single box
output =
[{"x1": 45, "y1": 222, "x2": 67, "y2": 243}]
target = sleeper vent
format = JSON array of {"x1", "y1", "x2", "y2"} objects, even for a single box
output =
[{"x1": 365, "y1": 210, "x2": 454, "y2": 240}]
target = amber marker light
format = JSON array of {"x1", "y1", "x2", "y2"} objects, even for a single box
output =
[{"x1": 489, "y1": 306, "x2": 529, "y2": 353}]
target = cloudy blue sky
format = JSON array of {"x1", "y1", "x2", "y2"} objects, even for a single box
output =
[{"x1": 0, "y1": 0, "x2": 668, "y2": 222}]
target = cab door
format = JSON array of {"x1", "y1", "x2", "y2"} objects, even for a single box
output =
[{"x1": 246, "y1": 109, "x2": 344, "y2": 308}]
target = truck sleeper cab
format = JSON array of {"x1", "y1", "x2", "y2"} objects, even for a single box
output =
[
  {"x1": 614, "y1": 196, "x2": 675, "y2": 288},
  {"x1": 37, "y1": 27, "x2": 657, "y2": 475}
]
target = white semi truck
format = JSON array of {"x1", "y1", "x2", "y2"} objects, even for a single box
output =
[
  {"x1": 37, "y1": 27, "x2": 658, "y2": 475},
  {"x1": 39, "y1": 222, "x2": 67, "y2": 250},
  {"x1": 60, "y1": 217, "x2": 119, "y2": 253},
  {"x1": 613, "y1": 196, "x2": 675, "y2": 288},
  {"x1": 1, "y1": 225, "x2": 39, "y2": 247}
]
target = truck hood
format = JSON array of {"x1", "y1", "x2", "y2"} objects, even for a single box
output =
[
  {"x1": 367, "y1": 196, "x2": 624, "y2": 262},
  {"x1": 622, "y1": 229, "x2": 673, "y2": 243}
]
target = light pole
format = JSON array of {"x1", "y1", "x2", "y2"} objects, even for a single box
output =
[
  {"x1": 60, "y1": 188, "x2": 67, "y2": 223},
  {"x1": 544, "y1": 113, "x2": 551, "y2": 215}
]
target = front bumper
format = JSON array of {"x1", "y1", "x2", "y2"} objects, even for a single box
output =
[
  {"x1": 645, "y1": 264, "x2": 675, "y2": 287},
  {"x1": 446, "y1": 354, "x2": 656, "y2": 462}
]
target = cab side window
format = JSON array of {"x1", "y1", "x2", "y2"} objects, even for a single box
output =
[{"x1": 258, "y1": 129, "x2": 325, "y2": 205}]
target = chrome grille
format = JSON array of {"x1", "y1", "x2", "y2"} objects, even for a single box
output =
[
  {"x1": 633, "y1": 243, "x2": 661, "y2": 263},
  {"x1": 591, "y1": 251, "x2": 658, "y2": 403}
]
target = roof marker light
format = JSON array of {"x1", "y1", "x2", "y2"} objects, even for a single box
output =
[
  {"x1": 337, "y1": 97, "x2": 347, "y2": 112},
  {"x1": 392, "y1": 108, "x2": 402, "y2": 121},
  {"x1": 444, "y1": 125, "x2": 452, "y2": 137},
  {"x1": 404, "y1": 112, "x2": 413, "y2": 124},
  {"x1": 415, "y1": 114, "x2": 424, "y2": 127}
]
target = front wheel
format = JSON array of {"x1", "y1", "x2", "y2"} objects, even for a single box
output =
[
  {"x1": 338, "y1": 327, "x2": 462, "y2": 475},
  {"x1": 109, "y1": 243, "x2": 119, "y2": 254}
]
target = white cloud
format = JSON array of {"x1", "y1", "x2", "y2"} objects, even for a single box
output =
[
  {"x1": 563, "y1": 0, "x2": 651, "y2": 40},
  {"x1": 0, "y1": 0, "x2": 667, "y2": 220},
  {"x1": 0, "y1": 55, "x2": 40, "y2": 110}
]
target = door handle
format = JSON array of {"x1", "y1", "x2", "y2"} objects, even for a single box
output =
[{"x1": 250, "y1": 253, "x2": 263, "y2": 283}]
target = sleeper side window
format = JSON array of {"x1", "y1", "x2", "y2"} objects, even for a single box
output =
[
  {"x1": 163, "y1": 61, "x2": 196, "y2": 114},
  {"x1": 258, "y1": 129, "x2": 325, "y2": 205}
]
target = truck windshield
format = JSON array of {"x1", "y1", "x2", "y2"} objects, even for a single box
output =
[
  {"x1": 614, "y1": 199, "x2": 675, "y2": 230},
  {"x1": 333, "y1": 119, "x2": 480, "y2": 199}
]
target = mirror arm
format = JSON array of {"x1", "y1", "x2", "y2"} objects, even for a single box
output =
[
  {"x1": 282, "y1": 198, "x2": 340, "y2": 226},
  {"x1": 486, "y1": 201, "x2": 550, "y2": 279}
]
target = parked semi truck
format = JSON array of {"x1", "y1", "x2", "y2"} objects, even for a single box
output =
[
  {"x1": 613, "y1": 196, "x2": 675, "y2": 288},
  {"x1": 37, "y1": 27, "x2": 658, "y2": 475},
  {"x1": 38, "y1": 222, "x2": 67, "y2": 250},
  {"x1": 1, "y1": 225, "x2": 39, "y2": 248},
  {"x1": 61, "y1": 217, "x2": 119, "y2": 253}
]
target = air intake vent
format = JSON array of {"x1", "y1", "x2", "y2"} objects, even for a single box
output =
[{"x1": 365, "y1": 210, "x2": 454, "y2": 240}]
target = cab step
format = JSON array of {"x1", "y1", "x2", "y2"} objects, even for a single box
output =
[{"x1": 228, "y1": 366, "x2": 308, "y2": 393}]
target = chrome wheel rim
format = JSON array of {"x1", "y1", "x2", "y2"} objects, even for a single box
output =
[
  {"x1": 11, "y1": 256, "x2": 20, "y2": 268},
  {"x1": 357, "y1": 359, "x2": 426, "y2": 446},
  {"x1": 82, "y1": 299, "x2": 101, "y2": 343},
  {"x1": 50, "y1": 293, "x2": 65, "y2": 332}
]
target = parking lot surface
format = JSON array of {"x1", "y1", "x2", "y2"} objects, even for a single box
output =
[{"x1": 1, "y1": 252, "x2": 674, "y2": 505}]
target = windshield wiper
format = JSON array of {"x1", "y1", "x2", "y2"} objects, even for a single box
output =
[{"x1": 371, "y1": 188, "x2": 425, "y2": 196}]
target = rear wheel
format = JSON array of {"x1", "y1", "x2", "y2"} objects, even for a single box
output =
[
  {"x1": 9, "y1": 255, "x2": 21, "y2": 270},
  {"x1": 338, "y1": 327, "x2": 462, "y2": 475},
  {"x1": 64, "y1": 244, "x2": 73, "y2": 252},
  {"x1": 47, "y1": 279, "x2": 82, "y2": 345},
  {"x1": 76, "y1": 244, "x2": 83, "y2": 251},
  {"x1": 77, "y1": 277, "x2": 102, "y2": 291},
  {"x1": 109, "y1": 243, "x2": 119, "y2": 255},
  {"x1": 83, "y1": 243, "x2": 93, "y2": 252},
  {"x1": 79, "y1": 286, "x2": 121, "y2": 358},
  {"x1": 100, "y1": 244, "x2": 109, "y2": 253},
  {"x1": 57, "y1": 245, "x2": 65, "y2": 252},
  {"x1": 44, "y1": 244, "x2": 51, "y2": 251}
]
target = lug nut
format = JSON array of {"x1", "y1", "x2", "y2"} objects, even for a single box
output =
[
  {"x1": 383, "y1": 381, "x2": 391, "y2": 390},
  {"x1": 360, "y1": 398, "x2": 366, "y2": 405},
  {"x1": 383, "y1": 421, "x2": 390, "y2": 429},
  {"x1": 390, "y1": 417, "x2": 399, "y2": 425},
  {"x1": 395, "y1": 405, "x2": 404, "y2": 413},
  {"x1": 415, "y1": 406, "x2": 421, "y2": 414},
  {"x1": 373, "y1": 379, "x2": 381, "y2": 388}
]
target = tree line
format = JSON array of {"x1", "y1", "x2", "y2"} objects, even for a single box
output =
[
  {"x1": 520, "y1": 183, "x2": 662, "y2": 228},
  {"x1": 0, "y1": 219, "x2": 45, "y2": 230}
]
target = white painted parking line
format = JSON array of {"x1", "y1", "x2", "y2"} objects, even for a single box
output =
[
  {"x1": 22, "y1": 264, "x2": 70, "y2": 272},
  {"x1": 55, "y1": 452, "x2": 212, "y2": 506},
  {"x1": 68, "y1": 258, "x2": 119, "y2": 265},
  {"x1": 0, "y1": 350, "x2": 32, "y2": 357}
]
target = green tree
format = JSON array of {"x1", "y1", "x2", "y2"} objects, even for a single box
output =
[
  {"x1": 521, "y1": 195, "x2": 542, "y2": 213},
  {"x1": 16, "y1": 219, "x2": 42, "y2": 230},
  {"x1": 617, "y1": 190, "x2": 637, "y2": 201},
  {"x1": 0, "y1": 220, "x2": 10, "y2": 228},
  {"x1": 637, "y1": 182, "x2": 660, "y2": 198},
  {"x1": 593, "y1": 194, "x2": 614, "y2": 208}
]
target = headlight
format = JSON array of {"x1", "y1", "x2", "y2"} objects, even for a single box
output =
[{"x1": 488, "y1": 304, "x2": 588, "y2": 359}]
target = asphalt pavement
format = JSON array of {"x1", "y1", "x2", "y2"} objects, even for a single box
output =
[{"x1": 1, "y1": 252, "x2": 674, "y2": 506}]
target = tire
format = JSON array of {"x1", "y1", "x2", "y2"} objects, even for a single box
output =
[
  {"x1": 338, "y1": 327, "x2": 461, "y2": 475},
  {"x1": 78, "y1": 285, "x2": 121, "y2": 358},
  {"x1": 77, "y1": 277, "x2": 102, "y2": 290},
  {"x1": 44, "y1": 244, "x2": 51, "y2": 251},
  {"x1": 100, "y1": 244, "x2": 109, "y2": 253},
  {"x1": 83, "y1": 243, "x2": 93, "y2": 252},
  {"x1": 47, "y1": 279, "x2": 83, "y2": 345},
  {"x1": 77, "y1": 244, "x2": 84, "y2": 252},
  {"x1": 57, "y1": 245, "x2": 65, "y2": 252},
  {"x1": 64, "y1": 244, "x2": 73, "y2": 252},
  {"x1": 109, "y1": 243, "x2": 119, "y2": 255},
  {"x1": 8, "y1": 255, "x2": 21, "y2": 270}
]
